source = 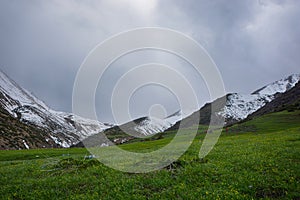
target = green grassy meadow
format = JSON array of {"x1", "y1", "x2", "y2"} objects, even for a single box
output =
[{"x1": 0, "y1": 111, "x2": 299, "y2": 199}]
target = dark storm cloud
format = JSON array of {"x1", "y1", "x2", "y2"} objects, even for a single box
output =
[
  {"x1": 157, "y1": 0, "x2": 300, "y2": 92},
  {"x1": 0, "y1": 0, "x2": 299, "y2": 123}
]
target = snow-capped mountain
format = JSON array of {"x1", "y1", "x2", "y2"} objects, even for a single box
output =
[
  {"x1": 134, "y1": 110, "x2": 184, "y2": 135},
  {"x1": 167, "y1": 73, "x2": 300, "y2": 130},
  {"x1": 252, "y1": 74, "x2": 300, "y2": 95},
  {"x1": 75, "y1": 110, "x2": 188, "y2": 148},
  {"x1": 248, "y1": 81, "x2": 300, "y2": 119},
  {"x1": 219, "y1": 74, "x2": 300, "y2": 123},
  {"x1": 0, "y1": 71, "x2": 113, "y2": 148}
]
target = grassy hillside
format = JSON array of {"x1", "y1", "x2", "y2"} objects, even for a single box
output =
[{"x1": 0, "y1": 110, "x2": 299, "y2": 199}]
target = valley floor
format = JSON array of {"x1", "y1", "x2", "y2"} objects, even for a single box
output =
[{"x1": 0, "y1": 111, "x2": 300, "y2": 199}]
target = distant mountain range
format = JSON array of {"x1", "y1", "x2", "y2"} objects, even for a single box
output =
[
  {"x1": 73, "y1": 110, "x2": 188, "y2": 148},
  {"x1": 0, "y1": 70, "x2": 299, "y2": 149},
  {"x1": 77, "y1": 73, "x2": 300, "y2": 147}
]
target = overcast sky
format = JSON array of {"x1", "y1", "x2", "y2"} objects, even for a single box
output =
[{"x1": 1, "y1": 0, "x2": 300, "y2": 123}]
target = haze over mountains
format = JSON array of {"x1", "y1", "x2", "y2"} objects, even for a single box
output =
[{"x1": 0, "y1": 70, "x2": 299, "y2": 149}]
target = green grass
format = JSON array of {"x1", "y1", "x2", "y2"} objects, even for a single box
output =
[{"x1": 0, "y1": 111, "x2": 299, "y2": 199}]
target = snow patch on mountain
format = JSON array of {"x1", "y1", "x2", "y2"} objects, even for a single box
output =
[
  {"x1": 252, "y1": 74, "x2": 300, "y2": 95},
  {"x1": 134, "y1": 110, "x2": 187, "y2": 135},
  {"x1": 22, "y1": 140, "x2": 29, "y2": 149},
  {"x1": 219, "y1": 93, "x2": 273, "y2": 121},
  {"x1": 55, "y1": 111, "x2": 113, "y2": 139},
  {"x1": 134, "y1": 117, "x2": 172, "y2": 135},
  {"x1": 50, "y1": 135, "x2": 70, "y2": 148}
]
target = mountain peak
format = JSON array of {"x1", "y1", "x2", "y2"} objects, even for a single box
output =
[
  {"x1": 0, "y1": 70, "x2": 49, "y2": 112},
  {"x1": 251, "y1": 73, "x2": 300, "y2": 95}
]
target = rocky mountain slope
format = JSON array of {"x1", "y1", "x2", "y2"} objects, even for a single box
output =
[
  {"x1": 167, "y1": 74, "x2": 300, "y2": 130},
  {"x1": 0, "y1": 106, "x2": 59, "y2": 149},
  {"x1": 219, "y1": 73, "x2": 300, "y2": 123},
  {"x1": 0, "y1": 71, "x2": 113, "y2": 149}
]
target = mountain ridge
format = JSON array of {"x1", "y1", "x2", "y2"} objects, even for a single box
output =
[
  {"x1": 166, "y1": 73, "x2": 300, "y2": 131},
  {"x1": 1, "y1": 71, "x2": 299, "y2": 149}
]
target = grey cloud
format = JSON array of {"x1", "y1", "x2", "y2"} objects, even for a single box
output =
[{"x1": 0, "y1": 0, "x2": 299, "y2": 123}]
